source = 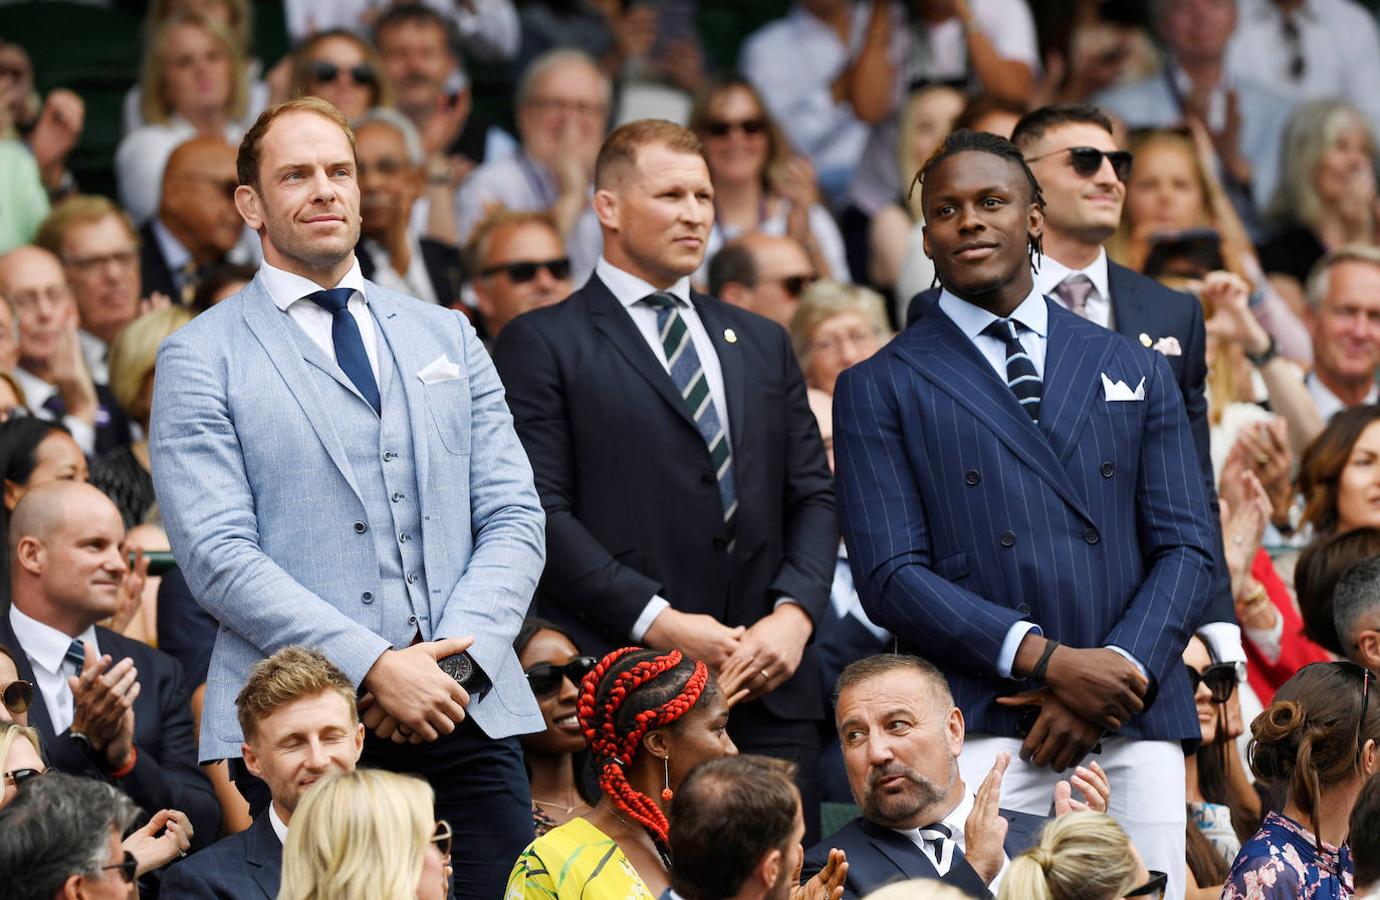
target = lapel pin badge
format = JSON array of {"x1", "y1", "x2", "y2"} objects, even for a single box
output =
[
  {"x1": 1138, "y1": 332, "x2": 1152, "y2": 347},
  {"x1": 724, "y1": 328, "x2": 738, "y2": 344}
]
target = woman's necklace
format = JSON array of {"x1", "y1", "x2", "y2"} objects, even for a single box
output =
[{"x1": 531, "y1": 793, "x2": 583, "y2": 815}]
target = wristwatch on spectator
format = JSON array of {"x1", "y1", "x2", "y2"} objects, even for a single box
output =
[{"x1": 1245, "y1": 335, "x2": 1279, "y2": 368}]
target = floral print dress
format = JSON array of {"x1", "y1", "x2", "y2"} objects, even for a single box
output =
[{"x1": 1222, "y1": 811, "x2": 1354, "y2": 900}]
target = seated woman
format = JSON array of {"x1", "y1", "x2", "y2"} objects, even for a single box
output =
[
  {"x1": 997, "y1": 811, "x2": 1147, "y2": 900},
  {"x1": 279, "y1": 769, "x2": 450, "y2": 900},
  {"x1": 286, "y1": 29, "x2": 393, "y2": 122},
  {"x1": 1299, "y1": 405, "x2": 1380, "y2": 542},
  {"x1": 788, "y1": 281, "x2": 893, "y2": 397},
  {"x1": 515, "y1": 617, "x2": 596, "y2": 836},
  {"x1": 1224, "y1": 662, "x2": 1380, "y2": 898},
  {"x1": 0, "y1": 645, "x2": 30, "y2": 726}
]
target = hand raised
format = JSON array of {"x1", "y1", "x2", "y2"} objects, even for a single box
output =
[
  {"x1": 1053, "y1": 760, "x2": 1109, "y2": 814},
  {"x1": 964, "y1": 752, "x2": 1010, "y2": 885},
  {"x1": 792, "y1": 847, "x2": 847, "y2": 900}
]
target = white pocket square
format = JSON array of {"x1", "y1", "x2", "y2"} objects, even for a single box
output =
[
  {"x1": 417, "y1": 355, "x2": 462, "y2": 385},
  {"x1": 1101, "y1": 373, "x2": 1146, "y2": 401},
  {"x1": 1152, "y1": 336, "x2": 1182, "y2": 357}
]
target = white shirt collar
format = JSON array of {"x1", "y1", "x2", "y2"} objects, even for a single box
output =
[
  {"x1": 258, "y1": 257, "x2": 367, "y2": 314},
  {"x1": 1307, "y1": 372, "x2": 1380, "y2": 422},
  {"x1": 150, "y1": 218, "x2": 193, "y2": 273},
  {"x1": 268, "y1": 804, "x2": 290, "y2": 845},
  {"x1": 937, "y1": 283, "x2": 1049, "y2": 342},
  {"x1": 7, "y1": 605, "x2": 98, "y2": 677},
  {"x1": 595, "y1": 256, "x2": 692, "y2": 310},
  {"x1": 12, "y1": 367, "x2": 55, "y2": 408},
  {"x1": 1034, "y1": 248, "x2": 1111, "y2": 305}
]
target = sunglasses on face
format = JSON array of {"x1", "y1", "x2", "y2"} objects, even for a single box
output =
[
  {"x1": 524, "y1": 656, "x2": 597, "y2": 697},
  {"x1": 1025, "y1": 146, "x2": 1134, "y2": 182},
  {"x1": 432, "y1": 819, "x2": 452, "y2": 858},
  {"x1": 2, "y1": 679, "x2": 32, "y2": 715},
  {"x1": 480, "y1": 258, "x2": 572, "y2": 283},
  {"x1": 310, "y1": 61, "x2": 376, "y2": 87},
  {"x1": 3, "y1": 767, "x2": 43, "y2": 788},
  {"x1": 1125, "y1": 870, "x2": 1168, "y2": 898},
  {"x1": 1184, "y1": 663, "x2": 1238, "y2": 704},
  {"x1": 100, "y1": 850, "x2": 138, "y2": 885},
  {"x1": 774, "y1": 274, "x2": 817, "y2": 299},
  {"x1": 704, "y1": 118, "x2": 767, "y2": 138}
]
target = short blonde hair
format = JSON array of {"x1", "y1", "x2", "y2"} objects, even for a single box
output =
[
  {"x1": 139, "y1": 11, "x2": 248, "y2": 127},
  {"x1": 0, "y1": 722, "x2": 42, "y2": 772},
  {"x1": 278, "y1": 769, "x2": 435, "y2": 900},
  {"x1": 235, "y1": 646, "x2": 357, "y2": 743},
  {"x1": 595, "y1": 119, "x2": 704, "y2": 190},
  {"x1": 237, "y1": 97, "x2": 356, "y2": 190},
  {"x1": 34, "y1": 196, "x2": 137, "y2": 261},
  {"x1": 997, "y1": 812, "x2": 1140, "y2": 900},
  {"x1": 108, "y1": 305, "x2": 195, "y2": 428},
  {"x1": 788, "y1": 280, "x2": 893, "y2": 373},
  {"x1": 146, "y1": 0, "x2": 252, "y2": 56}
]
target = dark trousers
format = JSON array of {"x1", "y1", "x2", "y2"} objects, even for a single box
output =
[
  {"x1": 727, "y1": 699, "x2": 825, "y2": 846},
  {"x1": 233, "y1": 715, "x2": 532, "y2": 899}
]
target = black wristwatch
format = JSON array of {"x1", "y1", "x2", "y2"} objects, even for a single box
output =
[
  {"x1": 437, "y1": 651, "x2": 489, "y2": 698},
  {"x1": 1246, "y1": 335, "x2": 1279, "y2": 368}
]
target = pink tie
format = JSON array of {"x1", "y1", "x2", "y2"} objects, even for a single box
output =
[{"x1": 1054, "y1": 275, "x2": 1095, "y2": 318}]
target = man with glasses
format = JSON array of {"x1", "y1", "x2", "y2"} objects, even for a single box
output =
[
  {"x1": 162, "y1": 646, "x2": 364, "y2": 899},
  {"x1": 709, "y1": 235, "x2": 816, "y2": 329},
  {"x1": 466, "y1": 208, "x2": 571, "y2": 341}
]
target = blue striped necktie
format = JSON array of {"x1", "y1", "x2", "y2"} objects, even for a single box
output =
[
  {"x1": 306, "y1": 288, "x2": 381, "y2": 414},
  {"x1": 982, "y1": 317, "x2": 1042, "y2": 423},
  {"x1": 64, "y1": 639, "x2": 86, "y2": 674},
  {"x1": 642, "y1": 292, "x2": 737, "y2": 542}
]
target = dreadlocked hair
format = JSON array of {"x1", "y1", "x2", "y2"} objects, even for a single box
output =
[
  {"x1": 577, "y1": 647, "x2": 712, "y2": 856},
  {"x1": 908, "y1": 128, "x2": 1047, "y2": 280}
]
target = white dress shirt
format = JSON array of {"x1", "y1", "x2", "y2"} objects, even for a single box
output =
[
  {"x1": 13, "y1": 366, "x2": 97, "y2": 456},
  {"x1": 259, "y1": 258, "x2": 379, "y2": 381},
  {"x1": 269, "y1": 804, "x2": 289, "y2": 845},
  {"x1": 8, "y1": 605, "x2": 97, "y2": 736},
  {"x1": 362, "y1": 236, "x2": 440, "y2": 306},
  {"x1": 895, "y1": 784, "x2": 1009, "y2": 891},
  {"x1": 1307, "y1": 372, "x2": 1379, "y2": 423},
  {"x1": 1034, "y1": 249, "x2": 1114, "y2": 330},
  {"x1": 78, "y1": 330, "x2": 110, "y2": 387}
]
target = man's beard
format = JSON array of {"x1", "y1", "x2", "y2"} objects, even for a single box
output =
[{"x1": 861, "y1": 755, "x2": 957, "y2": 828}]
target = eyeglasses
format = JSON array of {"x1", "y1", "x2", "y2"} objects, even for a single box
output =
[
  {"x1": 431, "y1": 819, "x2": 452, "y2": 858},
  {"x1": 2, "y1": 767, "x2": 43, "y2": 787},
  {"x1": 810, "y1": 328, "x2": 882, "y2": 356},
  {"x1": 771, "y1": 274, "x2": 816, "y2": 298},
  {"x1": 64, "y1": 249, "x2": 139, "y2": 276},
  {"x1": 1184, "y1": 663, "x2": 1238, "y2": 704},
  {"x1": 1024, "y1": 146, "x2": 1134, "y2": 182},
  {"x1": 1126, "y1": 870, "x2": 1167, "y2": 898},
  {"x1": 310, "y1": 60, "x2": 376, "y2": 87},
  {"x1": 704, "y1": 118, "x2": 767, "y2": 138},
  {"x1": 1343, "y1": 660, "x2": 1374, "y2": 763},
  {"x1": 100, "y1": 850, "x2": 138, "y2": 885},
  {"x1": 480, "y1": 258, "x2": 572, "y2": 283},
  {"x1": 2, "y1": 678, "x2": 32, "y2": 715},
  {"x1": 525, "y1": 656, "x2": 597, "y2": 697}
]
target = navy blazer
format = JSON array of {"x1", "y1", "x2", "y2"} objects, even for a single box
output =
[
  {"x1": 160, "y1": 814, "x2": 280, "y2": 899},
  {"x1": 0, "y1": 617, "x2": 220, "y2": 848},
  {"x1": 493, "y1": 275, "x2": 837, "y2": 722},
  {"x1": 905, "y1": 263, "x2": 1234, "y2": 630},
  {"x1": 837, "y1": 298, "x2": 1216, "y2": 742}
]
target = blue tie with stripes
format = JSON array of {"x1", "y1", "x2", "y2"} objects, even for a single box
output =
[
  {"x1": 306, "y1": 288, "x2": 381, "y2": 414},
  {"x1": 642, "y1": 292, "x2": 738, "y2": 543},
  {"x1": 982, "y1": 317, "x2": 1041, "y2": 423}
]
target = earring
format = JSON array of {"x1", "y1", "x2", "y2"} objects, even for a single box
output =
[{"x1": 661, "y1": 755, "x2": 673, "y2": 802}]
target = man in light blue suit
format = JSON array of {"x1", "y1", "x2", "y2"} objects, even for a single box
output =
[
  {"x1": 149, "y1": 96, "x2": 546, "y2": 899},
  {"x1": 834, "y1": 129, "x2": 1216, "y2": 900}
]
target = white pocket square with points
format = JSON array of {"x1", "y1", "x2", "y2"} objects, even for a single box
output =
[
  {"x1": 1152, "y1": 336, "x2": 1183, "y2": 356},
  {"x1": 417, "y1": 355, "x2": 462, "y2": 385},
  {"x1": 1102, "y1": 373, "x2": 1146, "y2": 401}
]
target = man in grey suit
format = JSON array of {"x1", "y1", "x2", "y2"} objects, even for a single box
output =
[{"x1": 150, "y1": 96, "x2": 547, "y2": 899}]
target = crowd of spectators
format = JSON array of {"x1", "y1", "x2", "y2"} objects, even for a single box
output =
[{"x1": 3, "y1": 0, "x2": 1380, "y2": 898}]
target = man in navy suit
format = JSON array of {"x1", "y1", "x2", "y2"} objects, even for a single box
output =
[
  {"x1": 835, "y1": 129, "x2": 1216, "y2": 900},
  {"x1": 162, "y1": 646, "x2": 364, "y2": 899}
]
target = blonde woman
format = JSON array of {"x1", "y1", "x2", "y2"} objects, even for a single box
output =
[
  {"x1": 997, "y1": 812, "x2": 1146, "y2": 900},
  {"x1": 788, "y1": 281, "x2": 893, "y2": 396},
  {"x1": 279, "y1": 770, "x2": 450, "y2": 900},
  {"x1": 0, "y1": 721, "x2": 42, "y2": 807}
]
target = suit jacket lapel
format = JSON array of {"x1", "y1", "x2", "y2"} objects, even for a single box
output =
[
  {"x1": 858, "y1": 819, "x2": 939, "y2": 879},
  {"x1": 239, "y1": 278, "x2": 363, "y2": 502},
  {"x1": 1107, "y1": 262, "x2": 1150, "y2": 347},
  {"x1": 1039, "y1": 305, "x2": 1115, "y2": 466},
  {"x1": 693, "y1": 296, "x2": 745, "y2": 447},
  {"x1": 244, "y1": 816, "x2": 283, "y2": 899}
]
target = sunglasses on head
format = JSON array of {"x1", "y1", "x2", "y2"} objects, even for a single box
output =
[
  {"x1": 432, "y1": 819, "x2": 452, "y2": 858},
  {"x1": 480, "y1": 258, "x2": 572, "y2": 283},
  {"x1": 524, "y1": 656, "x2": 597, "y2": 697},
  {"x1": 1125, "y1": 870, "x2": 1167, "y2": 898},
  {"x1": 1025, "y1": 146, "x2": 1133, "y2": 182},
  {"x1": 100, "y1": 850, "x2": 138, "y2": 885},
  {"x1": 310, "y1": 60, "x2": 376, "y2": 87},
  {"x1": 2, "y1": 679, "x2": 32, "y2": 715},
  {"x1": 704, "y1": 118, "x2": 767, "y2": 138},
  {"x1": 1184, "y1": 663, "x2": 1239, "y2": 704}
]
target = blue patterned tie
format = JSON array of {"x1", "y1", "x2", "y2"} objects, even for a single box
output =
[
  {"x1": 981, "y1": 317, "x2": 1042, "y2": 423},
  {"x1": 306, "y1": 288, "x2": 380, "y2": 414},
  {"x1": 642, "y1": 293, "x2": 737, "y2": 543},
  {"x1": 64, "y1": 639, "x2": 86, "y2": 674}
]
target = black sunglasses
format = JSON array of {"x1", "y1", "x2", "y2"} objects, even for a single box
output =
[
  {"x1": 704, "y1": 118, "x2": 767, "y2": 138},
  {"x1": 432, "y1": 819, "x2": 452, "y2": 858},
  {"x1": 2, "y1": 678, "x2": 32, "y2": 715},
  {"x1": 100, "y1": 850, "x2": 138, "y2": 885},
  {"x1": 1025, "y1": 146, "x2": 1133, "y2": 182},
  {"x1": 525, "y1": 656, "x2": 597, "y2": 697},
  {"x1": 1184, "y1": 663, "x2": 1238, "y2": 704},
  {"x1": 480, "y1": 258, "x2": 572, "y2": 283},
  {"x1": 310, "y1": 60, "x2": 376, "y2": 87},
  {"x1": 1126, "y1": 870, "x2": 1167, "y2": 898},
  {"x1": 1343, "y1": 660, "x2": 1374, "y2": 763},
  {"x1": 773, "y1": 274, "x2": 817, "y2": 299},
  {"x1": 3, "y1": 767, "x2": 43, "y2": 787}
]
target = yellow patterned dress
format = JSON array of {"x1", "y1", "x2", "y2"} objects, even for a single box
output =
[{"x1": 505, "y1": 816, "x2": 657, "y2": 900}]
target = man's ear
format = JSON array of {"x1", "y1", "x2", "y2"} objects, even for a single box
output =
[
  {"x1": 1028, "y1": 201, "x2": 1044, "y2": 243},
  {"x1": 592, "y1": 189, "x2": 619, "y2": 231},
  {"x1": 922, "y1": 224, "x2": 932, "y2": 261},
  {"x1": 1356, "y1": 632, "x2": 1380, "y2": 675},
  {"x1": 2, "y1": 479, "x2": 21, "y2": 512},
  {"x1": 242, "y1": 741, "x2": 263, "y2": 779},
  {"x1": 352, "y1": 722, "x2": 365, "y2": 761},
  {"x1": 14, "y1": 534, "x2": 43, "y2": 577},
  {"x1": 235, "y1": 184, "x2": 264, "y2": 231},
  {"x1": 947, "y1": 705, "x2": 965, "y2": 758},
  {"x1": 759, "y1": 846, "x2": 785, "y2": 892},
  {"x1": 719, "y1": 281, "x2": 753, "y2": 310}
]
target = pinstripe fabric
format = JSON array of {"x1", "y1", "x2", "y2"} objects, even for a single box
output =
[{"x1": 833, "y1": 297, "x2": 1216, "y2": 742}]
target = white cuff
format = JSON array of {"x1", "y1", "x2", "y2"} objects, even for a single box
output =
[
  {"x1": 997, "y1": 622, "x2": 1040, "y2": 679},
  {"x1": 630, "y1": 596, "x2": 670, "y2": 644},
  {"x1": 1197, "y1": 622, "x2": 1247, "y2": 664},
  {"x1": 1106, "y1": 645, "x2": 1149, "y2": 680}
]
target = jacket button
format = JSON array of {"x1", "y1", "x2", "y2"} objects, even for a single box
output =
[
  {"x1": 382, "y1": 451, "x2": 396, "y2": 462},
  {"x1": 361, "y1": 591, "x2": 373, "y2": 604},
  {"x1": 391, "y1": 491, "x2": 404, "y2": 502},
  {"x1": 406, "y1": 571, "x2": 417, "y2": 584},
  {"x1": 1017, "y1": 603, "x2": 1030, "y2": 614},
  {"x1": 1100, "y1": 461, "x2": 1114, "y2": 478},
  {"x1": 353, "y1": 521, "x2": 367, "y2": 534},
  {"x1": 1085, "y1": 528, "x2": 1100, "y2": 545},
  {"x1": 398, "y1": 532, "x2": 409, "y2": 543},
  {"x1": 965, "y1": 470, "x2": 981, "y2": 486},
  {"x1": 408, "y1": 614, "x2": 418, "y2": 625},
  {"x1": 999, "y1": 531, "x2": 1016, "y2": 547}
]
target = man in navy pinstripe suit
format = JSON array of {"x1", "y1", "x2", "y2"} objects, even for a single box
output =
[{"x1": 834, "y1": 129, "x2": 1216, "y2": 900}]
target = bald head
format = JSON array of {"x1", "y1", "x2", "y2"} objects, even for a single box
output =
[
  {"x1": 160, "y1": 137, "x2": 243, "y2": 262},
  {"x1": 0, "y1": 245, "x2": 64, "y2": 297},
  {"x1": 10, "y1": 482, "x2": 119, "y2": 560}
]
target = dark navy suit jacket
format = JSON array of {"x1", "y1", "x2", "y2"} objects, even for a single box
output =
[
  {"x1": 160, "y1": 814, "x2": 280, "y2": 899},
  {"x1": 837, "y1": 297, "x2": 1216, "y2": 742}
]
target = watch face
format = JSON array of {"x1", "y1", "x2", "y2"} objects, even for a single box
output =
[{"x1": 438, "y1": 653, "x2": 473, "y2": 686}]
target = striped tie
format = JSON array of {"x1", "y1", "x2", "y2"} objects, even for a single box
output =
[
  {"x1": 65, "y1": 639, "x2": 86, "y2": 674},
  {"x1": 919, "y1": 821, "x2": 955, "y2": 876},
  {"x1": 982, "y1": 317, "x2": 1041, "y2": 423},
  {"x1": 642, "y1": 292, "x2": 738, "y2": 542}
]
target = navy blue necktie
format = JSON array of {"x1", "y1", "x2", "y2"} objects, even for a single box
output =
[
  {"x1": 306, "y1": 288, "x2": 381, "y2": 414},
  {"x1": 64, "y1": 638, "x2": 86, "y2": 674},
  {"x1": 981, "y1": 317, "x2": 1042, "y2": 423}
]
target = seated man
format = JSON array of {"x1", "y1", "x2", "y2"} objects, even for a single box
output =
[
  {"x1": 1332, "y1": 557, "x2": 1380, "y2": 674},
  {"x1": 465, "y1": 208, "x2": 571, "y2": 340},
  {"x1": 708, "y1": 234, "x2": 816, "y2": 330},
  {"x1": 0, "y1": 482, "x2": 218, "y2": 846},
  {"x1": 0, "y1": 771, "x2": 140, "y2": 899},
  {"x1": 802, "y1": 654, "x2": 1106, "y2": 899},
  {"x1": 162, "y1": 646, "x2": 365, "y2": 898}
]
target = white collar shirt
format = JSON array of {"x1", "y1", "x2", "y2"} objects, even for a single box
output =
[
  {"x1": 269, "y1": 804, "x2": 290, "y2": 845},
  {"x1": 12, "y1": 367, "x2": 97, "y2": 456},
  {"x1": 938, "y1": 284, "x2": 1049, "y2": 379},
  {"x1": 1034, "y1": 249, "x2": 1113, "y2": 330},
  {"x1": 7, "y1": 605, "x2": 98, "y2": 735},
  {"x1": 361, "y1": 236, "x2": 440, "y2": 306},
  {"x1": 894, "y1": 787, "x2": 1009, "y2": 891},
  {"x1": 1307, "y1": 372, "x2": 1380, "y2": 423},
  {"x1": 259, "y1": 257, "x2": 379, "y2": 380}
]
